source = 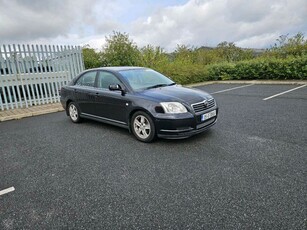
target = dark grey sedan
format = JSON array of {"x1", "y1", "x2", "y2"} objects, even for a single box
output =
[{"x1": 60, "y1": 67, "x2": 218, "y2": 142}]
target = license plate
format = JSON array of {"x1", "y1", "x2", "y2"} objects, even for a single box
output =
[{"x1": 201, "y1": 110, "x2": 216, "y2": 121}]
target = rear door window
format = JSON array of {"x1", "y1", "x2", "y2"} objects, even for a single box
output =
[{"x1": 75, "y1": 71, "x2": 97, "y2": 87}]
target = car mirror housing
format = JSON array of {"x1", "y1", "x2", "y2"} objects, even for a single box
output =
[
  {"x1": 109, "y1": 84, "x2": 121, "y2": 91},
  {"x1": 109, "y1": 84, "x2": 125, "y2": 95}
]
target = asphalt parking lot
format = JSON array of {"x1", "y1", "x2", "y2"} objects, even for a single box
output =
[{"x1": 0, "y1": 83, "x2": 306, "y2": 229}]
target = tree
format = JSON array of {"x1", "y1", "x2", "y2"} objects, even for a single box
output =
[
  {"x1": 193, "y1": 47, "x2": 224, "y2": 65},
  {"x1": 216, "y1": 42, "x2": 253, "y2": 62},
  {"x1": 82, "y1": 45, "x2": 102, "y2": 69},
  {"x1": 173, "y1": 44, "x2": 194, "y2": 64},
  {"x1": 139, "y1": 45, "x2": 169, "y2": 68},
  {"x1": 270, "y1": 32, "x2": 307, "y2": 57},
  {"x1": 101, "y1": 31, "x2": 140, "y2": 66}
]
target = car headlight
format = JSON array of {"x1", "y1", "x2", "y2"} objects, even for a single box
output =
[{"x1": 160, "y1": 102, "x2": 187, "y2": 114}]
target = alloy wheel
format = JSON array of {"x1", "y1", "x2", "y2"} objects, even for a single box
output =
[
  {"x1": 69, "y1": 104, "x2": 79, "y2": 122},
  {"x1": 133, "y1": 115, "x2": 151, "y2": 139}
]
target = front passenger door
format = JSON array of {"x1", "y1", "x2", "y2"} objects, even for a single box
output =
[{"x1": 94, "y1": 71, "x2": 130, "y2": 124}]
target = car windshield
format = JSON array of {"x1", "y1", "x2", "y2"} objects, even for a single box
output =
[{"x1": 119, "y1": 69, "x2": 175, "y2": 91}]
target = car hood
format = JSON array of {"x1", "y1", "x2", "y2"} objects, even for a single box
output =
[{"x1": 136, "y1": 85, "x2": 212, "y2": 105}]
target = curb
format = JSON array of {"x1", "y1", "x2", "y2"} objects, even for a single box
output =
[{"x1": 0, "y1": 106, "x2": 64, "y2": 122}]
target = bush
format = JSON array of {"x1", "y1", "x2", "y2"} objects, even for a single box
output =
[
  {"x1": 140, "y1": 55, "x2": 306, "y2": 84},
  {"x1": 101, "y1": 31, "x2": 140, "y2": 66},
  {"x1": 82, "y1": 31, "x2": 307, "y2": 84},
  {"x1": 207, "y1": 56, "x2": 307, "y2": 81},
  {"x1": 155, "y1": 63, "x2": 211, "y2": 85},
  {"x1": 82, "y1": 47, "x2": 102, "y2": 69}
]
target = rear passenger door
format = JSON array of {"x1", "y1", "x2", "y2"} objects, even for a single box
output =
[{"x1": 72, "y1": 70, "x2": 97, "y2": 114}]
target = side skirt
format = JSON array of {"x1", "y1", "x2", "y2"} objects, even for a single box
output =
[{"x1": 80, "y1": 113, "x2": 129, "y2": 129}]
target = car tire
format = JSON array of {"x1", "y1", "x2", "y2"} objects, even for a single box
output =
[
  {"x1": 131, "y1": 111, "x2": 156, "y2": 143},
  {"x1": 68, "y1": 102, "x2": 81, "y2": 123}
]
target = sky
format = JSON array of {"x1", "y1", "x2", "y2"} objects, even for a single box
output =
[{"x1": 0, "y1": 0, "x2": 306, "y2": 51}]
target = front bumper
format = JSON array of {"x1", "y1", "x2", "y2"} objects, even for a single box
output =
[{"x1": 154, "y1": 108, "x2": 218, "y2": 139}]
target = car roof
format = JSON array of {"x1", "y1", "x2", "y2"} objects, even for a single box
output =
[{"x1": 91, "y1": 66, "x2": 146, "y2": 72}]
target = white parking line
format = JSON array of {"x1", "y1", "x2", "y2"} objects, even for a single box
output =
[
  {"x1": 263, "y1": 85, "x2": 307, "y2": 101},
  {"x1": 0, "y1": 187, "x2": 15, "y2": 196},
  {"x1": 211, "y1": 84, "x2": 254, "y2": 94}
]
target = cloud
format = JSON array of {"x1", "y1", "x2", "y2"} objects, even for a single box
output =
[
  {"x1": 225, "y1": 0, "x2": 271, "y2": 23},
  {"x1": 0, "y1": 0, "x2": 111, "y2": 43},
  {"x1": 236, "y1": 33, "x2": 279, "y2": 48},
  {"x1": 131, "y1": 0, "x2": 307, "y2": 50},
  {"x1": 0, "y1": 0, "x2": 306, "y2": 50}
]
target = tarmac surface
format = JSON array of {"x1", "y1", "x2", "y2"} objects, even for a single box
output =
[{"x1": 0, "y1": 82, "x2": 306, "y2": 229}]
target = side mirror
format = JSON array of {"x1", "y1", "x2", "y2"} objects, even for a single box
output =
[
  {"x1": 109, "y1": 84, "x2": 126, "y2": 95},
  {"x1": 109, "y1": 84, "x2": 121, "y2": 91}
]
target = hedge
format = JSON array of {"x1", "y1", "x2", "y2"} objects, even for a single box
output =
[
  {"x1": 155, "y1": 63, "x2": 210, "y2": 84},
  {"x1": 155, "y1": 56, "x2": 306, "y2": 84},
  {"x1": 207, "y1": 56, "x2": 307, "y2": 81}
]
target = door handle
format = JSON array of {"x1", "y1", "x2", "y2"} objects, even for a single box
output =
[{"x1": 89, "y1": 92, "x2": 100, "y2": 97}]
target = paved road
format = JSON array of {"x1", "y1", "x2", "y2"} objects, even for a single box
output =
[{"x1": 1, "y1": 84, "x2": 306, "y2": 229}]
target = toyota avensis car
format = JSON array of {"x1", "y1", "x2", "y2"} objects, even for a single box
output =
[{"x1": 60, "y1": 67, "x2": 218, "y2": 142}]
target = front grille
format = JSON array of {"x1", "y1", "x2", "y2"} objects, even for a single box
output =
[{"x1": 191, "y1": 98, "x2": 215, "y2": 113}]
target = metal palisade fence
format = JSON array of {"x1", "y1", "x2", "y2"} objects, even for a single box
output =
[{"x1": 0, "y1": 44, "x2": 84, "y2": 111}]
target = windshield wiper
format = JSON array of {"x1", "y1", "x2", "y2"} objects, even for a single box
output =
[{"x1": 146, "y1": 83, "x2": 176, "y2": 89}]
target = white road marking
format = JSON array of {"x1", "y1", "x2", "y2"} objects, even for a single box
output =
[
  {"x1": 0, "y1": 187, "x2": 15, "y2": 196},
  {"x1": 211, "y1": 84, "x2": 254, "y2": 94},
  {"x1": 263, "y1": 85, "x2": 307, "y2": 101}
]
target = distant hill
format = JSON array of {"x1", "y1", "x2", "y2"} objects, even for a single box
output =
[
  {"x1": 197, "y1": 46, "x2": 214, "y2": 50},
  {"x1": 197, "y1": 46, "x2": 266, "y2": 56}
]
